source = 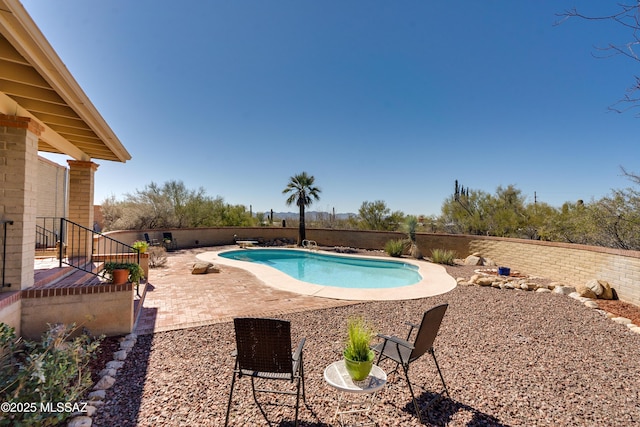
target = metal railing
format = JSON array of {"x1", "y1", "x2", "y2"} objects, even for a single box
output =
[
  {"x1": 35, "y1": 216, "x2": 60, "y2": 253},
  {"x1": 35, "y1": 217, "x2": 139, "y2": 279},
  {"x1": 59, "y1": 218, "x2": 139, "y2": 274}
]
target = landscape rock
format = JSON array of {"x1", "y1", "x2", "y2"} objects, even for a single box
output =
[
  {"x1": 585, "y1": 279, "x2": 604, "y2": 297},
  {"x1": 191, "y1": 262, "x2": 213, "y2": 274},
  {"x1": 553, "y1": 286, "x2": 576, "y2": 295},
  {"x1": 464, "y1": 255, "x2": 483, "y2": 266},
  {"x1": 120, "y1": 340, "x2": 135, "y2": 350},
  {"x1": 93, "y1": 375, "x2": 116, "y2": 390},
  {"x1": 88, "y1": 390, "x2": 106, "y2": 400},
  {"x1": 598, "y1": 280, "x2": 614, "y2": 300},
  {"x1": 98, "y1": 368, "x2": 117, "y2": 378},
  {"x1": 568, "y1": 292, "x2": 591, "y2": 303},
  {"x1": 584, "y1": 300, "x2": 599, "y2": 309},
  {"x1": 476, "y1": 277, "x2": 494, "y2": 287},
  {"x1": 106, "y1": 360, "x2": 124, "y2": 370},
  {"x1": 113, "y1": 350, "x2": 128, "y2": 361},
  {"x1": 576, "y1": 284, "x2": 597, "y2": 299},
  {"x1": 549, "y1": 282, "x2": 566, "y2": 290}
]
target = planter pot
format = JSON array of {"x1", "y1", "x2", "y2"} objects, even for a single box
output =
[
  {"x1": 498, "y1": 266, "x2": 511, "y2": 276},
  {"x1": 112, "y1": 268, "x2": 129, "y2": 285},
  {"x1": 344, "y1": 351, "x2": 374, "y2": 381}
]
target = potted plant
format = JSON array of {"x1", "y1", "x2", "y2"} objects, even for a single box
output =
[
  {"x1": 132, "y1": 240, "x2": 149, "y2": 254},
  {"x1": 343, "y1": 316, "x2": 376, "y2": 381},
  {"x1": 103, "y1": 262, "x2": 145, "y2": 285},
  {"x1": 126, "y1": 262, "x2": 145, "y2": 285}
]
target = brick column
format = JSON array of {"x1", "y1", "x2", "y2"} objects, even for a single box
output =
[
  {"x1": 67, "y1": 160, "x2": 99, "y2": 257},
  {"x1": 0, "y1": 115, "x2": 42, "y2": 290}
]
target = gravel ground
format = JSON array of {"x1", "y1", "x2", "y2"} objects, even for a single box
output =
[{"x1": 93, "y1": 276, "x2": 640, "y2": 427}]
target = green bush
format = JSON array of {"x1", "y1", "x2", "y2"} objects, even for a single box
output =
[
  {"x1": 131, "y1": 240, "x2": 149, "y2": 254},
  {"x1": 430, "y1": 248, "x2": 457, "y2": 265},
  {"x1": 384, "y1": 239, "x2": 405, "y2": 257},
  {"x1": 0, "y1": 323, "x2": 103, "y2": 426}
]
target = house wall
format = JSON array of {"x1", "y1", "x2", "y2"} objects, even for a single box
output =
[
  {"x1": 37, "y1": 156, "x2": 67, "y2": 218},
  {"x1": 106, "y1": 227, "x2": 640, "y2": 306}
]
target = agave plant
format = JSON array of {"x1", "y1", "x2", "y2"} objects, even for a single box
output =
[{"x1": 403, "y1": 215, "x2": 423, "y2": 259}]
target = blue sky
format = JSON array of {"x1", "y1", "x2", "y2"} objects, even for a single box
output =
[{"x1": 24, "y1": 1, "x2": 639, "y2": 216}]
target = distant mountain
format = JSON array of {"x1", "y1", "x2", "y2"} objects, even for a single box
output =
[{"x1": 268, "y1": 211, "x2": 355, "y2": 220}]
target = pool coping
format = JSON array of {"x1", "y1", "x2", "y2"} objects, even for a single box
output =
[{"x1": 197, "y1": 247, "x2": 457, "y2": 301}]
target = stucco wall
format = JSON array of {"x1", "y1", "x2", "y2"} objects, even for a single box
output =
[{"x1": 105, "y1": 227, "x2": 640, "y2": 306}]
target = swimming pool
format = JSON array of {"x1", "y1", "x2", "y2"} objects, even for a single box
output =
[
  {"x1": 200, "y1": 247, "x2": 457, "y2": 301},
  {"x1": 219, "y1": 248, "x2": 421, "y2": 289}
]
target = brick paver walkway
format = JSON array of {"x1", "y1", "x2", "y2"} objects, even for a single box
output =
[{"x1": 134, "y1": 247, "x2": 356, "y2": 334}]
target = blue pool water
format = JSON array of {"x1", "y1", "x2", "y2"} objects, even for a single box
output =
[{"x1": 219, "y1": 249, "x2": 421, "y2": 289}]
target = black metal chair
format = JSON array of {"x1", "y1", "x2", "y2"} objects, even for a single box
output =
[
  {"x1": 143, "y1": 232, "x2": 159, "y2": 246},
  {"x1": 225, "y1": 317, "x2": 306, "y2": 426},
  {"x1": 162, "y1": 232, "x2": 177, "y2": 250},
  {"x1": 371, "y1": 304, "x2": 449, "y2": 423}
]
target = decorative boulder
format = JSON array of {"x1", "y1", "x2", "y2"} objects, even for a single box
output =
[
  {"x1": 575, "y1": 284, "x2": 597, "y2": 299},
  {"x1": 597, "y1": 280, "x2": 614, "y2": 300},
  {"x1": 464, "y1": 255, "x2": 484, "y2": 266},
  {"x1": 476, "y1": 277, "x2": 494, "y2": 287},
  {"x1": 192, "y1": 262, "x2": 217, "y2": 274},
  {"x1": 584, "y1": 279, "x2": 604, "y2": 297}
]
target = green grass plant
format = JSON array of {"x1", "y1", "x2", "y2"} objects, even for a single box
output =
[
  {"x1": 343, "y1": 316, "x2": 375, "y2": 362},
  {"x1": 430, "y1": 248, "x2": 457, "y2": 265},
  {"x1": 384, "y1": 239, "x2": 405, "y2": 257}
]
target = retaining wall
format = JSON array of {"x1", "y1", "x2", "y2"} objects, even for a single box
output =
[
  {"x1": 105, "y1": 227, "x2": 640, "y2": 306},
  {"x1": 20, "y1": 283, "x2": 134, "y2": 339}
]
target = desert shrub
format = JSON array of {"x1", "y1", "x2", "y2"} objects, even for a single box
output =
[
  {"x1": 148, "y1": 246, "x2": 168, "y2": 268},
  {"x1": 384, "y1": 239, "x2": 405, "y2": 257},
  {"x1": 430, "y1": 248, "x2": 457, "y2": 265},
  {"x1": 0, "y1": 323, "x2": 102, "y2": 426}
]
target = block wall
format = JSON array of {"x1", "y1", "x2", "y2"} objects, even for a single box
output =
[
  {"x1": 37, "y1": 156, "x2": 67, "y2": 218},
  {"x1": 0, "y1": 292, "x2": 21, "y2": 336},
  {"x1": 20, "y1": 284, "x2": 134, "y2": 339},
  {"x1": 104, "y1": 227, "x2": 640, "y2": 306}
]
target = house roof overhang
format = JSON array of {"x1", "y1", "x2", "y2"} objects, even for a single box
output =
[{"x1": 0, "y1": 0, "x2": 130, "y2": 162}]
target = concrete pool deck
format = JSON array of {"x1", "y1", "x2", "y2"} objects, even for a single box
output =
[{"x1": 197, "y1": 247, "x2": 457, "y2": 301}]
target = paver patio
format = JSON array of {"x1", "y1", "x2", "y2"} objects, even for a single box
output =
[{"x1": 134, "y1": 247, "x2": 356, "y2": 335}]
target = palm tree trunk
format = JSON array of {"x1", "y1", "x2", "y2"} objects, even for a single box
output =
[{"x1": 298, "y1": 204, "x2": 306, "y2": 245}]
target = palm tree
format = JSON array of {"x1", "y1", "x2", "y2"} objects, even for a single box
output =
[{"x1": 282, "y1": 172, "x2": 321, "y2": 245}]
